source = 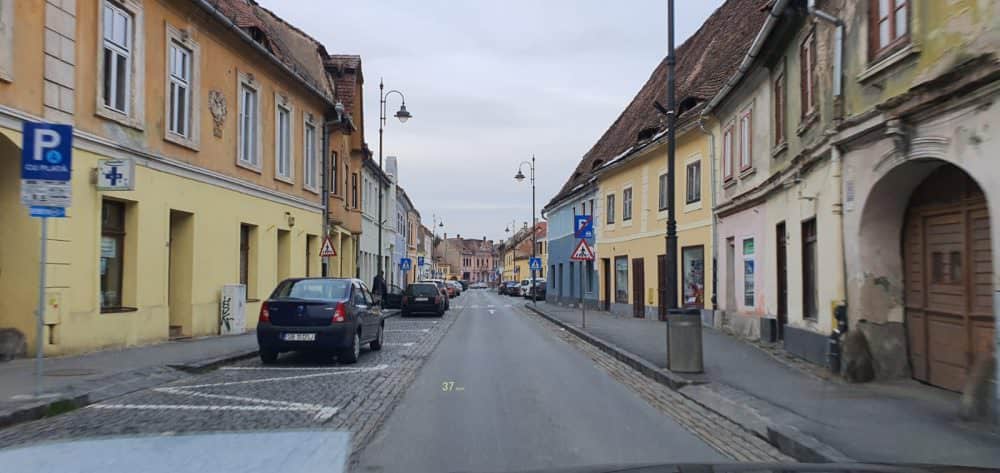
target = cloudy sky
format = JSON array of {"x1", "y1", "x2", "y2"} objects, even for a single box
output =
[{"x1": 258, "y1": 0, "x2": 723, "y2": 241}]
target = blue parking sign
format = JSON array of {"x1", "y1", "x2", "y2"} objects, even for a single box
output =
[
  {"x1": 418, "y1": 256, "x2": 425, "y2": 267},
  {"x1": 22, "y1": 122, "x2": 72, "y2": 181}
]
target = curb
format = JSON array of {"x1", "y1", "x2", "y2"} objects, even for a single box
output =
[
  {"x1": 524, "y1": 303, "x2": 854, "y2": 464},
  {"x1": 168, "y1": 348, "x2": 260, "y2": 373},
  {"x1": 0, "y1": 394, "x2": 90, "y2": 430}
]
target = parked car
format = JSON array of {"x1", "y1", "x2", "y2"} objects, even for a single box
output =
[
  {"x1": 447, "y1": 280, "x2": 462, "y2": 296},
  {"x1": 459, "y1": 280, "x2": 469, "y2": 291},
  {"x1": 257, "y1": 278, "x2": 384, "y2": 365},
  {"x1": 525, "y1": 280, "x2": 547, "y2": 300},
  {"x1": 519, "y1": 279, "x2": 532, "y2": 296},
  {"x1": 505, "y1": 281, "x2": 521, "y2": 296},
  {"x1": 381, "y1": 284, "x2": 404, "y2": 309},
  {"x1": 402, "y1": 282, "x2": 446, "y2": 317},
  {"x1": 471, "y1": 282, "x2": 488, "y2": 289},
  {"x1": 419, "y1": 279, "x2": 451, "y2": 310},
  {"x1": 497, "y1": 282, "x2": 508, "y2": 295}
]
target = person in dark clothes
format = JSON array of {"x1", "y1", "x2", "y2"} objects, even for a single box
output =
[{"x1": 372, "y1": 271, "x2": 387, "y2": 301}]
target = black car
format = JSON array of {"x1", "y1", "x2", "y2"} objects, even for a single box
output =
[
  {"x1": 525, "y1": 280, "x2": 547, "y2": 300},
  {"x1": 402, "y1": 282, "x2": 446, "y2": 317},
  {"x1": 504, "y1": 281, "x2": 521, "y2": 296},
  {"x1": 256, "y1": 278, "x2": 384, "y2": 365}
]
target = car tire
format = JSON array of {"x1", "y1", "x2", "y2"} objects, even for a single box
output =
[
  {"x1": 340, "y1": 332, "x2": 360, "y2": 364},
  {"x1": 260, "y1": 349, "x2": 278, "y2": 364},
  {"x1": 370, "y1": 324, "x2": 384, "y2": 351}
]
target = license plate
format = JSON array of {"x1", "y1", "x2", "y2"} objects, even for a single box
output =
[
  {"x1": 282, "y1": 333, "x2": 316, "y2": 342},
  {"x1": 415, "y1": 297, "x2": 428, "y2": 302}
]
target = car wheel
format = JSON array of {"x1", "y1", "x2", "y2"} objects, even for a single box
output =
[
  {"x1": 340, "y1": 332, "x2": 360, "y2": 364},
  {"x1": 370, "y1": 324, "x2": 384, "y2": 351},
  {"x1": 259, "y1": 349, "x2": 278, "y2": 364}
]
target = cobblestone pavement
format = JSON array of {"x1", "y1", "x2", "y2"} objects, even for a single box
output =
[
  {"x1": 521, "y1": 306, "x2": 794, "y2": 463},
  {"x1": 0, "y1": 306, "x2": 461, "y2": 459}
]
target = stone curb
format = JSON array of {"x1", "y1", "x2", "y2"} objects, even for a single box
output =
[
  {"x1": 0, "y1": 394, "x2": 90, "y2": 430},
  {"x1": 168, "y1": 348, "x2": 260, "y2": 373},
  {"x1": 524, "y1": 303, "x2": 854, "y2": 464}
]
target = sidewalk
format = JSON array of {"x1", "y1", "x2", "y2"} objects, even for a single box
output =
[
  {"x1": 0, "y1": 332, "x2": 258, "y2": 428},
  {"x1": 530, "y1": 301, "x2": 1000, "y2": 468}
]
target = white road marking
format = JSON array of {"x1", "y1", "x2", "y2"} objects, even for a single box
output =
[
  {"x1": 504, "y1": 304, "x2": 512, "y2": 308},
  {"x1": 488, "y1": 310, "x2": 495, "y2": 315},
  {"x1": 89, "y1": 404, "x2": 334, "y2": 417},
  {"x1": 488, "y1": 305, "x2": 495, "y2": 308},
  {"x1": 453, "y1": 306, "x2": 463, "y2": 309},
  {"x1": 178, "y1": 364, "x2": 389, "y2": 389},
  {"x1": 470, "y1": 305, "x2": 480, "y2": 309},
  {"x1": 384, "y1": 342, "x2": 414, "y2": 347},
  {"x1": 385, "y1": 329, "x2": 430, "y2": 333}
]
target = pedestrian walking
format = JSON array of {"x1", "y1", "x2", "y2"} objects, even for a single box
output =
[{"x1": 372, "y1": 271, "x2": 387, "y2": 301}]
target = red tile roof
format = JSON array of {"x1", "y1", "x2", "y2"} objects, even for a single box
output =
[{"x1": 545, "y1": 0, "x2": 771, "y2": 210}]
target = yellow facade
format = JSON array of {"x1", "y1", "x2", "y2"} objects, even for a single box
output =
[
  {"x1": 0, "y1": 0, "x2": 343, "y2": 355},
  {"x1": 596, "y1": 125, "x2": 714, "y2": 316},
  {"x1": 501, "y1": 228, "x2": 547, "y2": 283}
]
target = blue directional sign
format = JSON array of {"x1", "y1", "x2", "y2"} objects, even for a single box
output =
[
  {"x1": 400, "y1": 258, "x2": 412, "y2": 271},
  {"x1": 21, "y1": 121, "x2": 73, "y2": 217},
  {"x1": 529, "y1": 257, "x2": 543, "y2": 271},
  {"x1": 574, "y1": 215, "x2": 594, "y2": 239},
  {"x1": 417, "y1": 256, "x2": 425, "y2": 267}
]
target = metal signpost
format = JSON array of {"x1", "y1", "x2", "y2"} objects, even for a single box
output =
[
  {"x1": 570, "y1": 239, "x2": 595, "y2": 329},
  {"x1": 21, "y1": 121, "x2": 73, "y2": 398}
]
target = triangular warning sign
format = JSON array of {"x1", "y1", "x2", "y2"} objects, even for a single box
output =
[
  {"x1": 570, "y1": 239, "x2": 595, "y2": 261},
  {"x1": 319, "y1": 237, "x2": 337, "y2": 257}
]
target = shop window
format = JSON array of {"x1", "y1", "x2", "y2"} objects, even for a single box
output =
[
  {"x1": 802, "y1": 219, "x2": 818, "y2": 319},
  {"x1": 743, "y1": 238, "x2": 755, "y2": 307},
  {"x1": 101, "y1": 199, "x2": 127, "y2": 311},
  {"x1": 683, "y1": 246, "x2": 705, "y2": 308},
  {"x1": 615, "y1": 256, "x2": 629, "y2": 303}
]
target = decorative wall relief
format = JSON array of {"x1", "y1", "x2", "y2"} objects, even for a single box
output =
[{"x1": 208, "y1": 90, "x2": 227, "y2": 138}]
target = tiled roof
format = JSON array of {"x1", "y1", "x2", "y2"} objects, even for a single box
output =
[
  {"x1": 545, "y1": 0, "x2": 770, "y2": 209},
  {"x1": 207, "y1": 0, "x2": 333, "y2": 102}
]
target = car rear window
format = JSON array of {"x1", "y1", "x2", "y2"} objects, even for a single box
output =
[
  {"x1": 408, "y1": 284, "x2": 440, "y2": 297},
  {"x1": 272, "y1": 279, "x2": 350, "y2": 301}
]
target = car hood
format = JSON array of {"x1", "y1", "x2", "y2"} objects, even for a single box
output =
[
  {"x1": 0, "y1": 430, "x2": 351, "y2": 473},
  {"x1": 489, "y1": 464, "x2": 994, "y2": 473}
]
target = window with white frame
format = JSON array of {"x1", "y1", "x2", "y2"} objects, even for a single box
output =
[
  {"x1": 237, "y1": 80, "x2": 259, "y2": 167},
  {"x1": 167, "y1": 41, "x2": 191, "y2": 137},
  {"x1": 658, "y1": 173, "x2": 668, "y2": 210},
  {"x1": 304, "y1": 120, "x2": 318, "y2": 190},
  {"x1": 739, "y1": 109, "x2": 752, "y2": 171},
  {"x1": 622, "y1": 187, "x2": 633, "y2": 221},
  {"x1": 686, "y1": 161, "x2": 701, "y2": 204},
  {"x1": 102, "y1": 2, "x2": 133, "y2": 114},
  {"x1": 276, "y1": 101, "x2": 292, "y2": 180},
  {"x1": 723, "y1": 125, "x2": 734, "y2": 181}
]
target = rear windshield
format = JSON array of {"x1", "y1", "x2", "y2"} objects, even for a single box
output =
[
  {"x1": 407, "y1": 284, "x2": 440, "y2": 297},
  {"x1": 272, "y1": 279, "x2": 350, "y2": 301}
]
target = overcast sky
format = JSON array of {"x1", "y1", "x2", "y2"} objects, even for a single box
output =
[{"x1": 258, "y1": 0, "x2": 723, "y2": 242}]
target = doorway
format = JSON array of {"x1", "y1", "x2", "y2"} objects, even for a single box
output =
[
  {"x1": 602, "y1": 258, "x2": 611, "y2": 311},
  {"x1": 776, "y1": 222, "x2": 788, "y2": 340},
  {"x1": 632, "y1": 258, "x2": 645, "y2": 318},
  {"x1": 725, "y1": 237, "x2": 736, "y2": 311},
  {"x1": 904, "y1": 165, "x2": 994, "y2": 392},
  {"x1": 168, "y1": 210, "x2": 194, "y2": 339}
]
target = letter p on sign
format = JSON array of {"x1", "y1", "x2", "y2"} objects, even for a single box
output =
[{"x1": 33, "y1": 129, "x2": 61, "y2": 162}]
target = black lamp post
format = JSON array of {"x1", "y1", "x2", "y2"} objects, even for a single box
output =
[
  {"x1": 378, "y1": 79, "x2": 411, "y2": 279},
  {"x1": 663, "y1": 0, "x2": 679, "y2": 313},
  {"x1": 515, "y1": 156, "x2": 537, "y2": 305}
]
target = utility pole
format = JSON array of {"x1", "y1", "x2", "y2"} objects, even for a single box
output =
[{"x1": 664, "y1": 0, "x2": 679, "y2": 312}]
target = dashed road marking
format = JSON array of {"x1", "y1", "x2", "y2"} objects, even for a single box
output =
[
  {"x1": 385, "y1": 329, "x2": 430, "y2": 333},
  {"x1": 384, "y1": 342, "x2": 415, "y2": 347}
]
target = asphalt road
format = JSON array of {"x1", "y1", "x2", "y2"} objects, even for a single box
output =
[{"x1": 357, "y1": 290, "x2": 724, "y2": 473}]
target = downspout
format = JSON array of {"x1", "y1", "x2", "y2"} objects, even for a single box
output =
[
  {"x1": 808, "y1": 0, "x2": 847, "y2": 330},
  {"x1": 698, "y1": 115, "x2": 718, "y2": 311},
  {"x1": 321, "y1": 120, "x2": 330, "y2": 277}
]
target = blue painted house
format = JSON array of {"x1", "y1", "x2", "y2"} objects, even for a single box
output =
[{"x1": 542, "y1": 181, "x2": 599, "y2": 308}]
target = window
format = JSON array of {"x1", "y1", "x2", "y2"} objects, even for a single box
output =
[
  {"x1": 330, "y1": 152, "x2": 338, "y2": 196},
  {"x1": 589, "y1": 199, "x2": 595, "y2": 218},
  {"x1": 743, "y1": 238, "x2": 755, "y2": 307},
  {"x1": 723, "y1": 125, "x2": 734, "y2": 181},
  {"x1": 238, "y1": 80, "x2": 260, "y2": 167},
  {"x1": 800, "y1": 30, "x2": 817, "y2": 119},
  {"x1": 615, "y1": 256, "x2": 629, "y2": 303},
  {"x1": 682, "y1": 246, "x2": 705, "y2": 308},
  {"x1": 101, "y1": 200, "x2": 126, "y2": 311},
  {"x1": 167, "y1": 41, "x2": 191, "y2": 137},
  {"x1": 102, "y1": 2, "x2": 132, "y2": 114},
  {"x1": 739, "y1": 110, "x2": 752, "y2": 171},
  {"x1": 622, "y1": 188, "x2": 633, "y2": 221},
  {"x1": 802, "y1": 219, "x2": 818, "y2": 319},
  {"x1": 869, "y1": 0, "x2": 909, "y2": 59},
  {"x1": 240, "y1": 223, "x2": 258, "y2": 299},
  {"x1": 773, "y1": 70, "x2": 786, "y2": 146},
  {"x1": 351, "y1": 173, "x2": 358, "y2": 208},
  {"x1": 686, "y1": 161, "x2": 701, "y2": 204},
  {"x1": 606, "y1": 194, "x2": 616, "y2": 224},
  {"x1": 276, "y1": 100, "x2": 292, "y2": 180},
  {"x1": 658, "y1": 173, "x2": 668, "y2": 210},
  {"x1": 304, "y1": 121, "x2": 318, "y2": 191},
  {"x1": 0, "y1": 0, "x2": 13, "y2": 82}
]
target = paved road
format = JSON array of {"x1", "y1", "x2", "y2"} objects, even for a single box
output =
[{"x1": 356, "y1": 290, "x2": 725, "y2": 473}]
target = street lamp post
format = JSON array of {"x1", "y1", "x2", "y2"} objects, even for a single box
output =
[
  {"x1": 515, "y1": 156, "x2": 537, "y2": 305},
  {"x1": 377, "y1": 79, "x2": 412, "y2": 281},
  {"x1": 504, "y1": 220, "x2": 517, "y2": 282},
  {"x1": 663, "y1": 0, "x2": 679, "y2": 313}
]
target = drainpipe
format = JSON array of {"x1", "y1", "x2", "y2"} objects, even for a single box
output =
[
  {"x1": 698, "y1": 115, "x2": 718, "y2": 311},
  {"x1": 321, "y1": 121, "x2": 331, "y2": 277}
]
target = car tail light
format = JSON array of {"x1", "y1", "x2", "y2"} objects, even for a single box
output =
[
  {"x1": 402, "y1": 295, "x2": 409, "y2": 305},
  {"x1": 331, "y1": 302, "x2": 347, "y2": 323},
  {"x1": 258, "y1": 303, "x2": 270, "y2": 324}
]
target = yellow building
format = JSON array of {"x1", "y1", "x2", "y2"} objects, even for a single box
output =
[
  {"x1": 500, "y1": 223, "x2": 547, "y2": 283},
  {"x1": 0, "y1": 0, "x2": 359, "y2": 356}
]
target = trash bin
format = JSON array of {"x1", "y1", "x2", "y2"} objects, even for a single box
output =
[{"x1": 667, "y1": 308, "x2": 703, "y2": 373}]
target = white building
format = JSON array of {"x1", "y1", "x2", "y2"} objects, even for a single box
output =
[{"x1": 359, "y1": 156, "x2": 395, "y2": 288}]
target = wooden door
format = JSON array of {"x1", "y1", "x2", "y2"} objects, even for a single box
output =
[
  {"x1": 904, "y1": 166, "x2": 994, "y2": 392},
  {"x1": 776, "y1": 222, "x2": 788, "y2": 340},
  {"x1": 633, "y1": 258, "x2": 645, "y2": 318}
]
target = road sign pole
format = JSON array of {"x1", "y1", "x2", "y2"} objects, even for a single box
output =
[
  {"x1": 580, "y1": 265, "x2": 586, "y2": 329},
  {"x1": 34, "y1": 217, "x2": 47, "y2": 397}
]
